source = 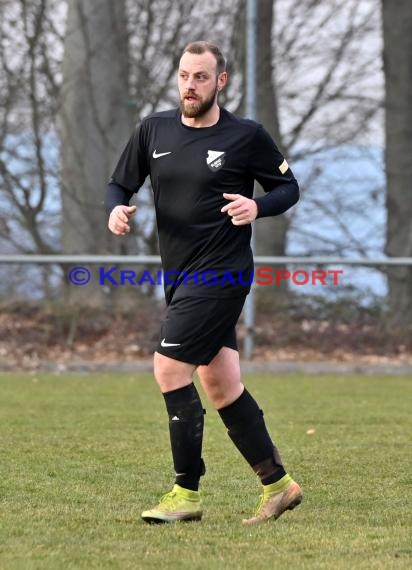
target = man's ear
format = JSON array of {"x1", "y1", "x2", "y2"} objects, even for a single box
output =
[{"x1": 218, "y1": 71, "x2": 228, "y2": 91}]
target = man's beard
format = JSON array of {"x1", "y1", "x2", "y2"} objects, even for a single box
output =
[{"x1": 180, "y1": 87, "x2": 218, "y2": 118}]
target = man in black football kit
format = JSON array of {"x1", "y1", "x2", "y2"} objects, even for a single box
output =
[{"x1": 106, "y1": 41, "x2": 302, "y2": 524}]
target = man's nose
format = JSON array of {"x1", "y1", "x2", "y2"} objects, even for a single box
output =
[{"x1": 186, "y1": 76, "x2": 196, "y2": 90}]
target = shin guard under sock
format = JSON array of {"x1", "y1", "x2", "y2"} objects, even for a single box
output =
[
  {"x1": 163, "y1": 383, "x2": 205, "y2": 491},
  {"x1": 218, "y1": 389, "x2": 286, "y2": 484}
]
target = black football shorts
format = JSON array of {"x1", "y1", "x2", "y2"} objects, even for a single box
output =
[{"x1": 156, "y1": 295, "x2": 246, "y2": 365}]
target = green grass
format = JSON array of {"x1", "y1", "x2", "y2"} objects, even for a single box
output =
[{"x1": 0, "y1": 373, "x2": 411, "y2": 570}]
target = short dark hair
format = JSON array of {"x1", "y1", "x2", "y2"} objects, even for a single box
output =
[{"x1": 182, "y1": 41, "x2": 226, "y2": 74}]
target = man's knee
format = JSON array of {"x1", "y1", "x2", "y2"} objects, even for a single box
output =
[
  {"x1": 153, "y1": 351, "x2": 195, "y2": 392},
  {"x1": 200, "y1": 374, "x2": 244, "y2": 409}
]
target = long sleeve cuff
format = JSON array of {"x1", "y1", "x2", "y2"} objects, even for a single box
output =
[
  {"x1": 104, "y1": 182, "x2": 134, "y2": 216},
  {"x1": 254, "y1": 181, "x2": 299, "y2": 218}
]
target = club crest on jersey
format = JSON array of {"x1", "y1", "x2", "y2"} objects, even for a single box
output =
[{"x1": 206, "y1": 150, "x2": 225, "y2": 172}]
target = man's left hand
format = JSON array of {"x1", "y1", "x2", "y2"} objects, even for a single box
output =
[{"x1": 221, "y1": 193, "x2": 258, "y2": 226}]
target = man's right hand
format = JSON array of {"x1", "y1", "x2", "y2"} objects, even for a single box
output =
[{"x1": 108, "y1": 205, "x2": 137, "y2": 236}]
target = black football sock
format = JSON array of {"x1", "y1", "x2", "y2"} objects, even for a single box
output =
[
  {"x1": 163, "y1": 383, "x2": 205, "y2": 492},
  {"x1": 218, "y1": 388, "x2": 286, "y2": 485}
]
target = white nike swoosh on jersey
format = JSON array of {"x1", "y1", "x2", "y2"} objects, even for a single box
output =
[
  {"x1": 153, "y1": 150, "x2": 172, "y2": 158},
  {"x1": 161, "y1": 338, "x2": 181, "y2": 347}
]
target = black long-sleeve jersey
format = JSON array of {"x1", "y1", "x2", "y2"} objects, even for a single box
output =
[{"x1": 108, "y1": 107, "x2": 299, "y2": 304}]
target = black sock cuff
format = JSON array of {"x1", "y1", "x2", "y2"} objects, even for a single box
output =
[
  {"x1": 217, "y1": 388, "x2": 260, "y2": 428},
  {"x1": 163, "y1": 383, "x2": 204, "y2": 418}
]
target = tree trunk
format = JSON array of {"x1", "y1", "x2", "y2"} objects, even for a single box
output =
[
  {"x1": 255, "y1": 0, "x2": 289, "y2": 300},
  {"x1": 254, "y1": 0, "x2": 288, "y2": 259},
  {"x1": 59, "y1": 0, "x2": 133, "y2": 305},
  {"x1": 382, "y1": 0, "x2": 412, "y2": 328}
]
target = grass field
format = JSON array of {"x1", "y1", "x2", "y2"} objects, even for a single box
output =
[{"x1": 0, "y1": 372, "x2": 411, "y2": 570}]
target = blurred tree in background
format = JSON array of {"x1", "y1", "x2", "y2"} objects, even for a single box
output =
[
  {"x1": 0, "y1": 0, "x2": 63, "y2": 296},
  {"x1": 382, "y1": 0, "x2": 412, "y2": 328},
  {"x1": 59, "y1": 0, "x2": 132, "y2": 304}
]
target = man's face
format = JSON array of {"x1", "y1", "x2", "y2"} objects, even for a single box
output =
[{"x1": 178, "y1": 51, "x2": 226, "y2": 118}]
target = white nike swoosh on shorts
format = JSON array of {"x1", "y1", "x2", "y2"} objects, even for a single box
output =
[
  {"x1": 161, "y1": 338, "x2": 181, "y2": 347},
  {"x1": 153, "y1": 150, "x2": 172, "y2": 158}
]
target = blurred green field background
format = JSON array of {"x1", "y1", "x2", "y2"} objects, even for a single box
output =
[{"x1": 0, "y1": 373, "x2": 411, "y2": 570}]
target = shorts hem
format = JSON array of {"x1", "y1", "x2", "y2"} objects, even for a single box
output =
[{"x1": 155, "y1": 343, "x2": 238, "y2": 367}]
